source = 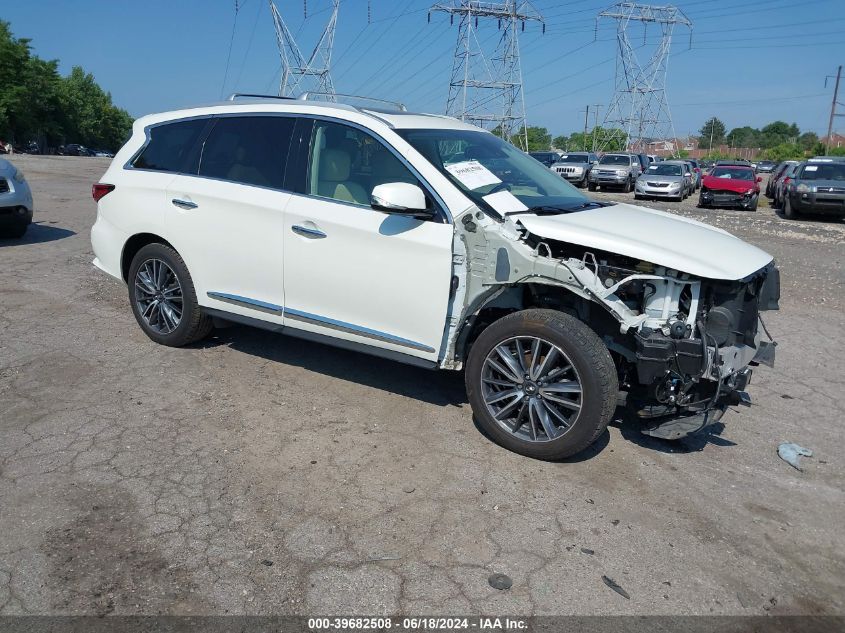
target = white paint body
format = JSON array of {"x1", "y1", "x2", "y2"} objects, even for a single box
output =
[{"x1": 91, "y1": 99, "x2": 773, "y2": 367}]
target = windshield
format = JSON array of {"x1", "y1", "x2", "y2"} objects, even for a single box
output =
[
  {"x1": 645, "y1": 164, "x2": 682, "y2": 176},
  {"x1": 397, "y1": 129, "x2": 592, "y2": 215},
  {"x1": 557, "y1": 154, "x2": 589, "y2": 163},
  {"x1": 709, "y1": 167, "x2": 755, "y2": 181},
  {"x1": 599, "y1": 154, "x2": 631, "y2": 166},
  {"x1": 799, "y1": 163, "x2": 845, "y2": 180}
]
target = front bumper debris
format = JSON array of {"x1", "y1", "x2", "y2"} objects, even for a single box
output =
[{"x1": 700, "y1": 189, "x2": 755, "y2": 208}]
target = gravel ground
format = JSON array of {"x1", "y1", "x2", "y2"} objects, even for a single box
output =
[{"x1": 1, "y1": 155, "x2": 843, "y2": 616}]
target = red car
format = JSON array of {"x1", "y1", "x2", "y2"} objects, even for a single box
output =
[{"x1": 698, "y1": 164, "x2": 762, "y2": 211}]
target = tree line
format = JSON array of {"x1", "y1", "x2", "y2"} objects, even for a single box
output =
[
  {"x1": 507, "y1": 117, "x2": 840, "y2": 159},
  {"x1": 0, "y1": 20, "x2": 133, "y2": 152},
  {"x1": 698, "y1": 116, "x2": 842, "y2": 160}
]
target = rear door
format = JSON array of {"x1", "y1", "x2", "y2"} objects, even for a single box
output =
[
  {"x1": 165, "y1": 114, "x2": 295, "y2": 325},
  {"x1": 280, "y1": 118, "x2": 454, "y2": 362}
]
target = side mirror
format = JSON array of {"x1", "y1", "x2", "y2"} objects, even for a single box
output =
[
  {"x1": 757, "y1": 176, "x2": 762, "y2": 182},
  {"x1": 371, "y1": 182, "x2": 433, "y2": 219}
]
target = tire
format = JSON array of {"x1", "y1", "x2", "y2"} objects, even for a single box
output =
[
  {"x1": 465, "y1": 309, "x2": 618, "y2": 461},
  {"x1": 634, "y1": 194, "x2": 643, "y2": 200},
  {"x1": 128, "y1": 243, "x2": 213, "y2": 347},
  {"x1": 587, "y1": 182, "x2": 597, "y2": 192},
  {"x1": 748, "y1": 194, "x2": 758, "y2": 211},
  {"x1": 0, "y1": 222, "x2": 28, "y2": 238},
  {"x1": 622, "y1": 177, "x2": 633, "y2": 193},
  {"x1": 783, "y1": 195, "x2": 799, "y2": 219},
  {"x1": 697, "y1": 196, "x2": 708, "y2": 208}
]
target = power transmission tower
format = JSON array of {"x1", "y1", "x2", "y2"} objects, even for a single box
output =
[
  {"x1": 596, "y1": 2, "x2": 691, "y2": 154},
  {"x1": 269, "y1": 0, "x2": 340, "y2": 99},
  {"x1": 825, "y1": 65, "x2": 843, "y2": 153},
  {"x1": 430, "y1": 1, "x2": 544, "y2": 150}
]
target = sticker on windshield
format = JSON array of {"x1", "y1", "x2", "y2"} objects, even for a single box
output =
[
  {"x1": 804, "y1": 165, "x2": 818, "y2": 171},
  {"x1": 445, "y1": 160, "x2": 501, "y2": 190},
  {"x1": 648, "y1": 165, "x2": 658, "y2": 170},
  {"x1": 482, "y1": 190, "x2": 528, "y2": 214}
]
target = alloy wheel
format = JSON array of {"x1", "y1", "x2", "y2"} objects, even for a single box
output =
[
  {"x1": 480, "y1": 336, "x2": 582, "y2": 443},
  {"x1": 134, "y1": 258, "x2": 183, "y2": 334}
]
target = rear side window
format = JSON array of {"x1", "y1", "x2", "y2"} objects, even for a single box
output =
[
  {"x1": 199, "y1": 116, "x2": 295, "y2": 189},
  {"x1": 133, "y1": 119, "x2": 207, "y2": 173}
]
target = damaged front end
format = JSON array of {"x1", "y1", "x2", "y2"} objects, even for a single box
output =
[{"x1": 443, "y1": 207, "x2": 780, "y2": 440}]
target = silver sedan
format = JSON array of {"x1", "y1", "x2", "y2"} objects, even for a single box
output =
[
  {"x1": 635, "y1": 161, "x2": 691, "y2": 201},
  {"x1": 0, "y1": 158, "x2": 34, "y2": 238}
]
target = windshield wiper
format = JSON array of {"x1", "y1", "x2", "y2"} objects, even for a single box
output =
[{"x1": 509, "y1": 201, "x2": 609, "y2": 216}]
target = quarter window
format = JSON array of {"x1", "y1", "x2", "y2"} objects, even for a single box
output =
[
  {"x1": 199, "y1": 116, "x2": 295, "y2": 189},
  {"x1": 307, "y1": 120, "x2": 418, "y2": 206},
  {"x1": 133, "y1": 119, "x2": 207, "y2": 173}
]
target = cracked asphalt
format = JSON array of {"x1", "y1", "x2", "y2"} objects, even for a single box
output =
[{"x1": 1, "y1": 155, "x2": 843, "y2": 616}]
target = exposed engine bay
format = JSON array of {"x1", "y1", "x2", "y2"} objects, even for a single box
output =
[{"x1": 443, "y1": 208, "x2": 780, "y2": 439}]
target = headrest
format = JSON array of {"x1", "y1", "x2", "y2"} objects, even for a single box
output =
[{"x1": 319, "y1": 149, "x2": 351, "y2": 182}]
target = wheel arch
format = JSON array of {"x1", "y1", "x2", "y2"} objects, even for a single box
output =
[
  {"x1": 121, "y1": 233, "x2": 175, "y2": 282},
  {"x1": 454, "y1": 282, "x2": 622, "y2": 364}
]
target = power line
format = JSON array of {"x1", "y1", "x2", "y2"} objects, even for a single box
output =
[{"x1": 220, "y1": 0, "x2": 242, "y2": 97}]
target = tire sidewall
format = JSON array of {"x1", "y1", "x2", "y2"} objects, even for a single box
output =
[
  {"x1": 465, "y1": 311, "x2": 616, "y2": 460},
  {"x1": 127, "y1": 243, "x2": 202, "y2": 346}
]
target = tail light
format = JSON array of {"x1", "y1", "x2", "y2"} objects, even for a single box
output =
[{"x1": 92, "y1": 183, "x2": 115, "y2": 202}]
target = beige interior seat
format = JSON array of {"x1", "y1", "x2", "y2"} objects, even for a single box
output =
[{"x1": 317, "y1": 149, "x2": 368, "y2": 205}]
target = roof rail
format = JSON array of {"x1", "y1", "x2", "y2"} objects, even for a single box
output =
[
  {"x1": 227, "y1": 93, "x2": 295, "y2": 101},
  {"x1": 298, "y1": 92, "x2": 407, "y2": 112}
]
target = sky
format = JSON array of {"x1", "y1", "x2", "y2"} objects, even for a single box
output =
[{"x1": 4, "y1": 0, "x2": 845, "y2": 139}]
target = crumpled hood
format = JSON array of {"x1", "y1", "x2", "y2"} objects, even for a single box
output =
[
  {"x1": 516, "y1": 203, "x2": 773, "y2": 280},
  {"x1": 702, "y1": 175, "x2": 756, "y2": 193}
]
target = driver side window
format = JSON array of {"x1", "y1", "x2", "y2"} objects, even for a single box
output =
[{"x1": 307, "y1": 121, "x2": 419, "y2": 207}]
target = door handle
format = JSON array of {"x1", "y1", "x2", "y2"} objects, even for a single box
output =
[
  {"x1": 291, "y1": 224, "x2": 326, "y2": 239},
  {"x1": 172, "y1": 198, "x2": 198, "y2": 210}
]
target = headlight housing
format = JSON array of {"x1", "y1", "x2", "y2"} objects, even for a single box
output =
[
  {"x1": 796, "y1": 183, "x2": 812, "y2": 193},
  {"x1": 615, "y1": 169, "x2": 627, "y2": 176},
  {"x1": 12, "y1": 169, "x2": 25, "y2": 183}
]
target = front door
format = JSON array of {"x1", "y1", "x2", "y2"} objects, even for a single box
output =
[
  {"x1": 165, "y1": 115, "x2": 296, "y2": 324},
  {"x1": 282, "y1": 119, "x2": 453, "y2": 362}
]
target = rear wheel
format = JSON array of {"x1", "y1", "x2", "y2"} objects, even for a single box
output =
[
  {"x1": 128, "y1": 243, "x2": 213, "y2": 347},
  {"x1": 465, "y1": 309, "x2": 618, "y2": 461}
]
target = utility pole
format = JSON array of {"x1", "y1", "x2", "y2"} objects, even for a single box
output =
[
  {"x1": 582, "y1": 106, "x2": 591, "y2": 151},
  {"x1": 591, "y1": 103, "x2": 602, "y2": 152},
  {"x1": 825, "y1": 65, "x2": 842, "y2": 154},
  {"x1": 430, "y1": 1, "x2": 544, "y2": 148}
]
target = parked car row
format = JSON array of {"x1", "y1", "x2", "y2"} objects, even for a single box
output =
[
  {"x1": 58, "y1": 144, "x2": 114, "y2": 157},
  {"x1": 766, "y1": 157, "x2": 845, "y2": 219}
]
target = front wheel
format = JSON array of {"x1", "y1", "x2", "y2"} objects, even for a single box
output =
[
  {"x1": 587, "y1": 182, "x2": 597, "y2": 192},
  {"x1": 622, "y1": 177, "x2": 633, "y2": 193},
  {"x1": 783, "y1": 195, "x2": 799, "y2": 219},
  {"x1": 465, "y1": 309, "x2": 618, "y2": 461},
  {"x1": 128, "y1": 243, "x2": 213, "y2": 347}
]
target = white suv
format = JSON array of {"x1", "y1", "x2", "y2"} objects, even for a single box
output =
[{"x1": 91, "y1": 94, "x2": 780, "y2": 460}]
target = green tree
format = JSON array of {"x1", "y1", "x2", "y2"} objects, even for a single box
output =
[
  {"x1": 798, "y1": 131, "x2": 819, "y2": 151},
  {"x1": 510, "y1": 126, "x2": 551, "y2": 151},
  {"x1": 726, "y1": 126, "x2": 760, "y2": 149},
  {"x1": 760, "y1": 143, "x2": 803, "y2": 162},
  {"x1": 698, "y1": 117, "x2": 726, "y2": 149},
  {"x1": 0, "y1": 20, "x2": 132, "y2": 150},
  {"x1": 552, "y1": 135, "x2": 568, "y2": 150},
  {"x1": 760, "y1": 121, "x2": 799, "y2": 148}
]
